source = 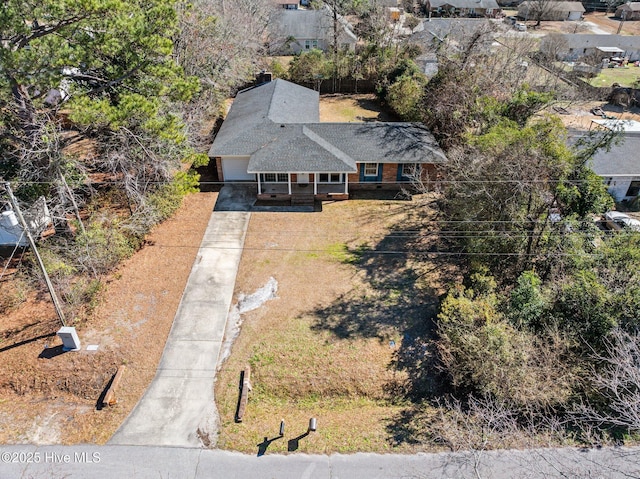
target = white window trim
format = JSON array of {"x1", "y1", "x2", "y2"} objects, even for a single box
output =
[
  {"x1": 261, "y1": 173, "x2": 289, "y2": 183},
  {"x1": 364, "y1": 163, "x2": 378, "y2": 177},
  {"x1": 318, "y1": 173, "x2": 345, "y2": 183},
  {"x1": 401, "y1": 163, "x2": 419, "y2": 177}
]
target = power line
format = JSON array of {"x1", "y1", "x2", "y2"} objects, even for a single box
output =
[
  {"x1": 117, "y1": 244, "x2": 608, "y2": 257},
  {"x1": 0, "y1": 178, "x2": 618, "y2": 185}
]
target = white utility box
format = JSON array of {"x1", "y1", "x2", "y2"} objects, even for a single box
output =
[{"x1": 57, "y1": 326, "x2": 81, "y2": 351}]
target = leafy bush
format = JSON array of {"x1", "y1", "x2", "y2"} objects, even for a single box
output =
[
  {"x1": 437, "y1": 280, "x2": 577, "y2": 408},
  {"x1": 74, "y1": 217, "x2": 138, "y2": 275},
  {"x1": 508, "y1": 270, "x2": 548, "y2": 330}
]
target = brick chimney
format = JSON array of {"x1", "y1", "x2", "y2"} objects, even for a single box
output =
[{"x1": 256, "y1": 71, "x2": 273, "y2": 85}]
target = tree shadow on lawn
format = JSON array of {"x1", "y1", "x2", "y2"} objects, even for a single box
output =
[{"x1": 310, "y1": 217, "x2": 457, "y2": 408}]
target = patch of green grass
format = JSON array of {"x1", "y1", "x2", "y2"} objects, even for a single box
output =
[
  {"x1": 325, "y1": 242, "x2": 370, "y2": 264},
  {"x1": 588, "y1": 67, "x2": 640, "y2": 88},
  {"x1": 339, "y1": 106, "x2": 358, "y2": 121}
]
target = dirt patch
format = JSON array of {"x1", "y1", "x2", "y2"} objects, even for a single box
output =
[
  {"x1": 527, "y1": 13, "x2": 640, "y2": 35},
  {"x1": 543, "y1": 100, "x2": 640, "y2": 130},
  {"x1": 582, "y1": 12, "x2": 640, "y2": 36},
  {"x1": 0, "y1": 192, "x2": 217, "y2": 444}
]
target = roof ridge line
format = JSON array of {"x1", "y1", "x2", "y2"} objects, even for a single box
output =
[{"x1": 301, "y1": 125, "x2": 357, "y2": 169}]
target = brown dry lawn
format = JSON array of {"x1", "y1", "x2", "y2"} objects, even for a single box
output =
[
  {"x1": 0, "y1": 192, "x2": 218, "y2": 444},
  {"x1": 215, "y1": 196, "x2": 453, "y2": 454},
  {"x1": 524, "y1": 12, "x2": 640, "y2": 35},
  {"x1": 583, "y1": 11, "x2": 640, "y2": 36}
]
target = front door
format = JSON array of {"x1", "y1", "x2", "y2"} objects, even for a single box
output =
[{"x1": 297, "y1": 173, "x2": 309, "y2": 185}]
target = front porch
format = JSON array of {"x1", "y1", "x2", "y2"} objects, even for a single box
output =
[{"x1": 255, "y1": 173, "x2": 350, "y2": 202}]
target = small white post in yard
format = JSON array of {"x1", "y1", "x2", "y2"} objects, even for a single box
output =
[
  {"x1": 57, "y1": 326, "x2": 81, "y2": 351},
  {"x1": 308, "y1": 417, "x2": 317, "y2": 432}
]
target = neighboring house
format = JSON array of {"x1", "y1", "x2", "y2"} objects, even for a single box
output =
[
  {"x1": 586, "y1": 120, "x2": 640, "y2": 202},
  {"x1": 270, "y1": 6, "x2": 358, "y2": 54},
  {"x1": 208, "y1": 79, "x2": 447, "y2": 203},
  {"x1": 518, "y1": 1, "x2": 585, "y2": 20},
  {"x1": 415, "y1": 51, "x2": 439, "y2": 77},
  {"x1": 375, "y1": 0, "x2": 401, "y2": 6},
  {"x1": 0, "y1": 197, "x2": 51, "y2": 250},
  {"x1": 274, "y1": 0, "x2": 299, "y2": 9},
  {"x1": 408, "y1": 19, "x2": 496, "y2": 58},
  {"x1": 540, "y1": 34, "x2": 640, "y2": 62},
  {"x1": 424, "y1": 0, "x2": 501, "y2": 17},
  {"x1": 616, "y1": 2, "x2": 640, "y2": 19}
]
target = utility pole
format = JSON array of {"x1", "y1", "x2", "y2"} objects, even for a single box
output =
[
  {"x1": 617, "y1": 11, "x2": 625, "y2": 35},
  {"x1": 4, "y1": 181, "x2": 67, "y2": 327}
]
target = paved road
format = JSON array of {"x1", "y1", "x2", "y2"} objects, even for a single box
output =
[
  {"x1": 2, "y1": 444, "x2": 640, "y2": 478},
  {"x1": 109, "y1": 186, "x2": 252, "y2": 447}
]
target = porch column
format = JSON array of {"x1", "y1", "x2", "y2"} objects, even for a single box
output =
[
  {"x1": 257, "y1": 174, "x2": 262, "y2": 195},
  {"x1": 314, "y1": 173, "x2": 317, "y2": 195},
  {"x1": 344, "y1": 173, "x2": 348, "y2": 194},
  {"x1": 288, "y1": 174, "x2": 292, "y2": 195}
]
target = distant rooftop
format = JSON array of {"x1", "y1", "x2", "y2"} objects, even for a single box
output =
[{"x1": 591, "y1": 119, "x2": 640, "y2": 133}]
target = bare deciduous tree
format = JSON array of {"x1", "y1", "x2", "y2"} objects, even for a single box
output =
[{"x1": 576, "y1": 328, "x2": 640, "y2": 432}]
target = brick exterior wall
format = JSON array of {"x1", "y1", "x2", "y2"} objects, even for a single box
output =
[{"x1": 349, "y1": 163, "x2": 439, "y2": 189}]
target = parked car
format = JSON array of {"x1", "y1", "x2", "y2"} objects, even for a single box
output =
[
  {"x1": 514, "y1": 23, "x2": 527, "y2": 31},
  {"x1": 603, "y1": 211, "x2": 640, "y2": 231}
]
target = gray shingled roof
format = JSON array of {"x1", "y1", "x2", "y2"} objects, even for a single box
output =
[
  {"x1": 275, "y1": 6, "x2": 357, "y2": 42},
  {"x1": 545, "y1": 33, "x2": 640, "y2": 51},
  {"x1": 519, "y1": 1, "x2": 585, "y2": 11},
  {"x1": 208, "y1": 80, "x2": 319, "y2": 157},
  {"x1": 248, "y1": 125, "x2": 356, "y2": 173},
  {"x1": 428, "y1": 0, "x2": 500, "y2": 10},
  {"x1": 589, "y1": 133, "x2": 640, "y2": 176},
  {"x1": 306, "y1": 123, "x2": 447, "y2": 164},
  {"x1": 210, "y1": 79, "x2": 447, "y2": 173},
  {"x1": 618, "y1": 2, "x2": 640, "y2": 11}
]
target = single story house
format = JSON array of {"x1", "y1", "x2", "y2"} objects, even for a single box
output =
[
  {"x1": 616, "y1": 2, "x2": 640, "y2": 19},
  {"x1": 424, "y1": 0, "x2": 500, "y2": 17},
  {"x1": 518, "y1": 1, "x2": 585, "y2": 20},
  {"x1": 540, "y1": 34, "x2": 640, "y2": 62},
  {"x1": 274, "y1": 0, "x2": 299, "y2": 9},
  {"x1": 208, "y1": 79, "x2": 447, "y2": 203},
  {"x1": 586, "y1": 120, "x2": 640, "y2": 202},
  {"x1": 269, "y1": 6, "x2": 358, "y2": 54}
]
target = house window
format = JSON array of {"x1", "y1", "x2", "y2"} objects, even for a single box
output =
[
  {"x1": 402, "y1": 163, "x2": 419, "y2": 178},
  {"x1": 304, "y1": 40, "x2": 318, "y2": 50},
  {"x1": 318, "y1": 173, "x2": 344, "y2": 183},
  {"x1": 261, "y1": 173, "x2": 288, "y2": 182},
  {"x1": 364, "y1": 163, "x2": 378, "y2": 177},
  {"x1": 626, "y1": 181, "x2": 640, "y2": 197}
]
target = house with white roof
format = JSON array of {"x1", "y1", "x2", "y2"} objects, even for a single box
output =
[{"x1": 588, "y1": 120, "x2": 640, "y2": 202}]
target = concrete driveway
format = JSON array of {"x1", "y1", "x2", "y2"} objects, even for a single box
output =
[{"x1": 109, "y1": 186, "x2": 251, "y2": 447}]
